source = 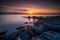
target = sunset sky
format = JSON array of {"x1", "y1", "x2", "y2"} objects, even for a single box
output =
[{"x1": 0, "y1": 0, "x2": 60, "y2": 15}]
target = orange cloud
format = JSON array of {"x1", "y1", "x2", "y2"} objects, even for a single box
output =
[{"x1": 0, "y1": 8, "x2": 60, "y2": 15}]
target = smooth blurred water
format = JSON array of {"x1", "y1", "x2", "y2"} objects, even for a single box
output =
[
  {"x1": 0, "y1": 15, "x2": 28, "y2": 34},
  {"x1": 0, "y1": 14, "x2": 60, "y2": 40},
  {"x1": 0, "y1": 15, "x2": 58, "y2": 34}
]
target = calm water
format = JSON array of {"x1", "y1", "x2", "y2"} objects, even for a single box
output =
[
  {"x1": 0, "y1": 15, "x2": 58, "y2": 34},
  {"x1": 0, "y1": 15, "x2": 60, "y2": 40}
]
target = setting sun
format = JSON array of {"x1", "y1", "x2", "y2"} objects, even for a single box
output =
[
  {"x1": 27, "y1": 10, "x2": 33, "y2": 15},
  {"x1": 29, "y1": 11, "x2": 33, "y2": 15}
]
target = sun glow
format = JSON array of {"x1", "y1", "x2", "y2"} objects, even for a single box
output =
[
  {"x1": 29, "y1": 11, "x2": 33, "y2": 14},
  {"x1": 27, "y1": 10, "x2": 33, "y2": 15}
]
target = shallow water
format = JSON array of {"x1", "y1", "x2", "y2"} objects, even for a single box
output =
[
  {"x1": 0, "y1": 15, "x2": 58, "y2": 34},
  {"x1": 0, "y1": 14, "x2": 60, "y2": 40}
]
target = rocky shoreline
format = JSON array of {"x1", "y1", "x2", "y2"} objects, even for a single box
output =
[{"x1": 0, "y1": 16, "x2": 60, "y2": 40}]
